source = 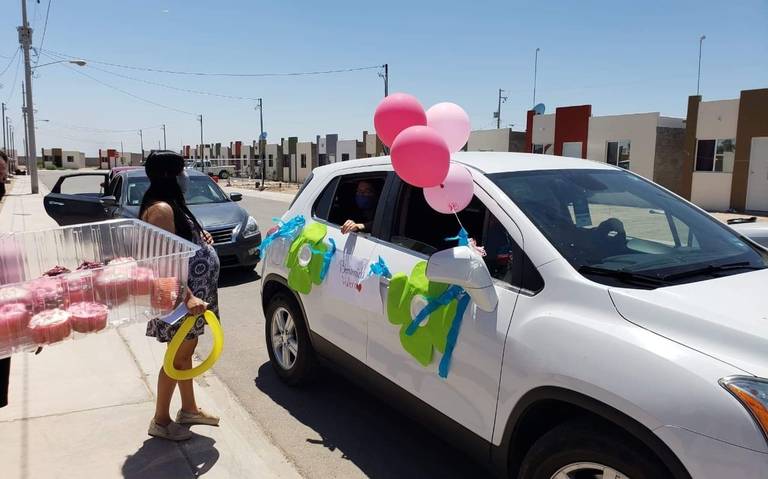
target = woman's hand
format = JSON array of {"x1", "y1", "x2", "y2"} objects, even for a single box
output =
[
  {"x1": 186, "y1": 294, "x2": 208, "y2": 317},
  {"x1": 202, "y1": 230, "x2": 214, "y2": 245},
  {"x1": 341, "y1": 220, "x2": 364, "y2": 235}
]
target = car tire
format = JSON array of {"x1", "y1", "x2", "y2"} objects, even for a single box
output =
[
  {"x1": 219, "y1": 170, "x2": 230, "y2": 180},
  {"x1": 518, "y1": 420, "x2": 668, "y2": 479},
  {"x1": 264, "y1": 293, "x2": 316, "y2": 386}
]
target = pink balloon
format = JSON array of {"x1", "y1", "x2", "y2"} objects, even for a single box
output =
[
  {"x1": 391, "y1": 125, "x2": 450, "y2": 188},
  {"x1": 426, "y1": 102, "x2": 471, "y2": 153},
  {"x1": 423, "y1": 163, "x2": 474, "y2": 214},
  {"x1": 374, "y1": 93, "x2": 427, "y2": 147}
]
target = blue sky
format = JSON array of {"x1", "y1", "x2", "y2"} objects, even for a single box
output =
[{"x1": 1, "y1": 0, "x2": 766, "y2": 155}]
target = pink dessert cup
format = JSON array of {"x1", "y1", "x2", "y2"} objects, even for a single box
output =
[
  {"x1": 65, "y1": 270, "x2": 97, "y2": 304},
  {"x1": 133, "y1": 267, "x2": 156, "y2": 296},
  {"x1": 68, "y1": 302, "x2": 109, "y2": 334},
  {"x1": 0, "y1": 286, "x2": 33, "y2": 308},
  {"x1": 0, "y1": 303, "x2": 32, "y2": 346},
  {"x1": 95, "y1": 267, "x2": 133, "y2": 306},
  {"x1": 28, "y1": 308, "x2": 72, "y2": 345},
  {"x1": 151, "y1": 277, "x2": 180, "y2": 315},
  {"x1": 29, "y1": 277, "x2": 69, "y2": 312}
]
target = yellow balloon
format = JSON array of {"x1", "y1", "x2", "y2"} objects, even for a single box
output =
[{"x1": 163, "y1": 311, "x2": 224, "y2": 381}]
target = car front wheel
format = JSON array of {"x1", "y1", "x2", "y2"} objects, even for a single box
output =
[
  {"x1": 264, "y1": 293, "x2": 316, "y2": 386},
  {"x1": 518, "y1": 420, "x2": 668, "y2": 479},
  {"x1": 219, "y1": 170, "x2": 230, "y2": 179}
]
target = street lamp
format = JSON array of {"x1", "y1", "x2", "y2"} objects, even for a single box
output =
[
  {"x1": 32, "y1": 59, "x2": 87, "y2": 70},
  {"x1": 697, "y1": 35, "x2": 706, "y2": 96}
]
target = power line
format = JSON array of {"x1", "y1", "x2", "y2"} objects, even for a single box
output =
[
  {"x1": 43, "y1": 119, "x2": 164, "y2": 133},
  {"x1": 0, "y1": 48, "x2": 21, "y2": 78},
  {"x1": 36, "y1": 0, "x2": 53, "y2": 66},
  {"x1": 44, "y1": 53, "x2": 197, "y2": 117},
  {"x1": 43, "y1": 48, "x2": 383, "y2": 78},
  {"x1": 3, "y1": 55, "x2": 22, "y2": 103}
]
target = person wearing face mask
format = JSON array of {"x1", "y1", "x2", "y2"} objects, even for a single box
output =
[
  {"x1": 341, "y1": 180, "x2": 378, "y2": 234},
  {"x1": 139, "y1": 151, "x2": 219, "y2": 441}
]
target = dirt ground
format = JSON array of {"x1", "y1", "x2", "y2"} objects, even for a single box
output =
[{"x1": 221, "y1": 177, "x2": 301, "y2": 193}]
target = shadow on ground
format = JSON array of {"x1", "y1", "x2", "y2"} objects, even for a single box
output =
[
  {"x1": 122, "y1": 433, "x2": 219, "y2": 479},
  {"x1": 254, "y1": 362, "x2": 492, "y2": 479}
]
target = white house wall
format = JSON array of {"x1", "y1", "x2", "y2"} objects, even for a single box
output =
[
  {"x1": 587, "y1": 113, "x2": 659, "y2": 180},
  {"x1": 467, "y1": 129, "x2": 509, "y2": 152},
  {"x1": 337, "y1": 140, "x2": 358, "y2": 162},
  {"x1": 296, "y1": 143, "x2": 314, "y2": 183},
  {"x1": 691, "y1": 172, "x2": 733, "y2": 211},
  {"x1": 696, "y1": 99, "x2": 739, "y2": 140},
  {"x1": 532, "y1": 114, "x2": 555, "y2": 152}
]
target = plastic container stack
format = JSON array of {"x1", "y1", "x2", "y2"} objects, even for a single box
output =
[{"x1": 0, "y1": 219, "x2": 200, "y2": 358}]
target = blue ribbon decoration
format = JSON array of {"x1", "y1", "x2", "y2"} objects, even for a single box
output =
[
  {"x1": 445, "y1": 227, "x2": 469, "y2": 246},
  {"x1": 313, "y1": 237, "x2": 336, "y2": 281},
  {"x1": 404, "y1": 284, "x2": 465, "y2": 336},
  {"x1": 368, "y1": 256, "x2": 392, "y2": 280},
  {"x1": 438, "y1": 292, "x2": 471, "y2": 379},
  {"x1": 260, "y1": 215, "x2": 306, "y2": 256}
]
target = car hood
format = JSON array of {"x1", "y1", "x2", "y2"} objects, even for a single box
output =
[
  {"x1": 122, "y1": 202, "x2": 246, "y2": 229},
  {"x1": 609, "y1": 269, "x2": 768, "y2": 378}
]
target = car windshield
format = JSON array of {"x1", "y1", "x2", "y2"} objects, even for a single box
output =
[
  {"x1": 490, "y1": 169, "x2": 768, "y2": 287},
  {"x1": 126, "y1": 176, "x2": 229, "y2": 206}
]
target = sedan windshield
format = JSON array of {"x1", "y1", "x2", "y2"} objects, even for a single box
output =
[
  {"x1": 490, "y1": 169, "x2": 767, "y2": 288},
  {"x1": 126, "y1": 176, "x2": 229, "y2": 206}
]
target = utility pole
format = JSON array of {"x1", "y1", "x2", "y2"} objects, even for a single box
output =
[
  {"x1": 21, "y1": 81, "x2": 30, "y2": 163},
  {"x1": 384, "y1": 64, "x2": 388, "y2": 97},
  {"x1": 138, "y1": 129, "x2": 144, "y2": 162},
  {"x1": 495, "y1": 89, "x2": 507, "y2": 129},
  {"x1": 256, "y1": 98, "x2": 265, "y2": 188},
  {"x1": 120, "y1": 140, "x2": 124, "y2": 168},
  {"x1": 533, "y1": 47, "x2": 540, "y2": 107},
  {"x1": 198, "y1": 114, "x2": 204, "y2": 172},
  {"x1": 697, "y1": 35, "x2": 706, "y2": 96},
  {"x1": 1, "y1": 103, "x2": 6, "y2": 153},
  {"x1": 9, "y1": 125, "x2": 14, "y2": 161},
  {"x1": 19, "y1": 0, "x2": 39, "y2": 193},
  {"x1": 161, "y1": 124, "x2": 167, "y2": 149}
]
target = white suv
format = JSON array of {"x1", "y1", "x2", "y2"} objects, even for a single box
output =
[{"x1": 258, "y1": 153, "x2": 768, "y2": 479}]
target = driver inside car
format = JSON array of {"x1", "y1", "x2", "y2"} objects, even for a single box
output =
[{"x1": 341, "y1": 180, "x2": 378, "y2": 234}]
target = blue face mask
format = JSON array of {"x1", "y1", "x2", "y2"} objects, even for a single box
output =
[
  {"x1": 177, "y1": 171, "x2": 189, "y2": 194},
  {"x1": 355, "y1": 194, "x2": 374, "y2": 210}
]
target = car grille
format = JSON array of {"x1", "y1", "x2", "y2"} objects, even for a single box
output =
[
  {"x1": 219, "y1": 255, "x2": 239, "y2": 267},
  {"x1": 209, "y1": 226, "x2": 236, "y2": 244}
]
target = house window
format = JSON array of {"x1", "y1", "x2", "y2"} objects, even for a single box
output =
[
  {"x1": 695, "y1": 139, "x2": 735, "y2": 172},
  {"x1": 606, "y1": 140, "x2": 631, "y2": 169},
  {"x1": 66, "y1": 155, "x2": 74, "y2": 163},
  {"x1": 342, "y1": 153, "x2": 350, "y2": 162},
  {"x1": 532, "y1": 144, "x2": 544, "y2": 154},
  {"x1": 300, "y1": 154, "x2": 307, "y2": 168}
]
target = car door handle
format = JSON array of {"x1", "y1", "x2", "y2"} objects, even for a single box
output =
[{"x1": 48, "y1": 201, "x2": 65, "y2": 206}]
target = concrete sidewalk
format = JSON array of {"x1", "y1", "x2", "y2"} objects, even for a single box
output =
[
  {"x1": 0, "y1": 177, "x2": 301, "y2": 479},
  {"x1": 220, "y1": 185, "x2": 295, "y2": 204}
]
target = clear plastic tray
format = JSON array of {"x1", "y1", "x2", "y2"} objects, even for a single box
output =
[{"x1": 0, "y1": 219, "x2": 200, "y2": 358}]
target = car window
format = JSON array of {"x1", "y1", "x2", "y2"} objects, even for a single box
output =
[
  {"x1": 313, "y1": 172, "x2": 387, "y2": 231},
  {"x1": 108, "y1": 176, "x2": 123, "y2": 201},
  {"x1": 388, "y1": 182, "x2": 543, "y2": 292},
  {"x1": 126, "y1": 176, "x2": 228, "y2": 206},
  {"x1": 58, "y1": 175, "x2": 105, "y2": 196},
  {"x1": 491, "y1": 169, "x2": 767, "y2": 287}
]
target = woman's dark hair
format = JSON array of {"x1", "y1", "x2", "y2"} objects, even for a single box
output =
[
  {"x1": 139, "y1": 151, "x2": 203, "y2": 241},
  {"x1": 0, "y1": 150, "x2": 8, "y2": 163}
]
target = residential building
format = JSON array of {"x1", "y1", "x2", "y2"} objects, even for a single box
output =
[
  {"x1": 337, "y1": 139, "x2": 365, "y2": 162},
  {"x1": 524, "y1": 105, "x2": 687, "y2": 194},
  {"x1": 43, "y1": 148, "x2": 86, "y2": 169},
  {"x1": 264, "y1": 143, "x2": 282, "y2": 180},
  {"x1": 363, "y1": 130, "x2": 384, "y2": 157},
  {"x1": 316, "y1": 134, "x2": 339, "y2": 165},
  {"x1": 681, "y1": 88, "x2": 768, "y2": 212},
  {"x1": 466, "y1": 128, "x2": 526, "y2": 152},
  {"x1": 281, "y1": 137, "x2": 298, "y2": 182},
  {"x1": 296, "y1": 141, "x2": 317, "y2": 183}
]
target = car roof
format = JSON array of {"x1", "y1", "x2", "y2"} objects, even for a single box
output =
[
  {"x1": 314, "y1": 151, "x2": 618, "y2": 175},
  {"x1": 121, "y1": 168, "x2": 208, "y2": 179}
]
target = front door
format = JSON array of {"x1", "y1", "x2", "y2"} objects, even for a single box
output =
[
  {"x1": 43, "y1": 173, "x2": 110, "y2": 225},
  {"x1": 746, "y1": 137, "x2": 768, "y2": 212},
  {"x1": 366, "y1": 178, "x2": 531, "y2": 441}
]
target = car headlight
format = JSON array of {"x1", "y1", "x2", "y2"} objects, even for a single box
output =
[
  {"x1": 720, "y1": 376, "x2": 768, "y2": 441},
  {"x1": 242, "y1": 216, "x2": 260, "y2": 239}
]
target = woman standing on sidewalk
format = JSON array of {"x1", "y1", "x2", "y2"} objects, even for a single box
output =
[{"x1": 140, "y1": 151, "x2": 221, "y2": 441}]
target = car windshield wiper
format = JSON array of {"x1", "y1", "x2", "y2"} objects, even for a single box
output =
[
  {"x1": 660, "y1": 261, "x2": 765, "y2": 282},
  {"x1": 578, "y1": 265, "x2": 670, "y2": 287}
]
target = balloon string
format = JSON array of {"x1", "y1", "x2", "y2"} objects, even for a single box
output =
[{"x1": 452, "y1": 210, "x2": 465, "y2": 231}]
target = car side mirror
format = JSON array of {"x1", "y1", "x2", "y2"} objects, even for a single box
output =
[
  {"x1": 100, "y1": 195, "x2": 118, "y2": 207},
  {"x1": 427, "y1": 246, "x2": 498, "y2": 312},
  {"x1": 230, "y1": 192, "x2": 243, "y2": 202}
]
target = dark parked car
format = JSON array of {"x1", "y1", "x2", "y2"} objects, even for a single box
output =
[{"x1": 43, "y1": 169, "x2": 261, "y2": 269}]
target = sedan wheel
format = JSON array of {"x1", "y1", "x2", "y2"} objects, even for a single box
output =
[
  {"x1": 271, "y1": 307, "x2": 298, "y2": 370},
  {"x1": 551, "y1": 462, "x2": 630, "y2": 479}
]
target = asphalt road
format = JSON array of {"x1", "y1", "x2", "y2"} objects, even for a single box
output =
[{"x1": 39, "y1": 170, "x2": 490, "y2": 479}]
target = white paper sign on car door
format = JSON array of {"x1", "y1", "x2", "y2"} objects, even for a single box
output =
[{"x1": 325, "y1": 252, "x2": 382, "y2": 313}]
